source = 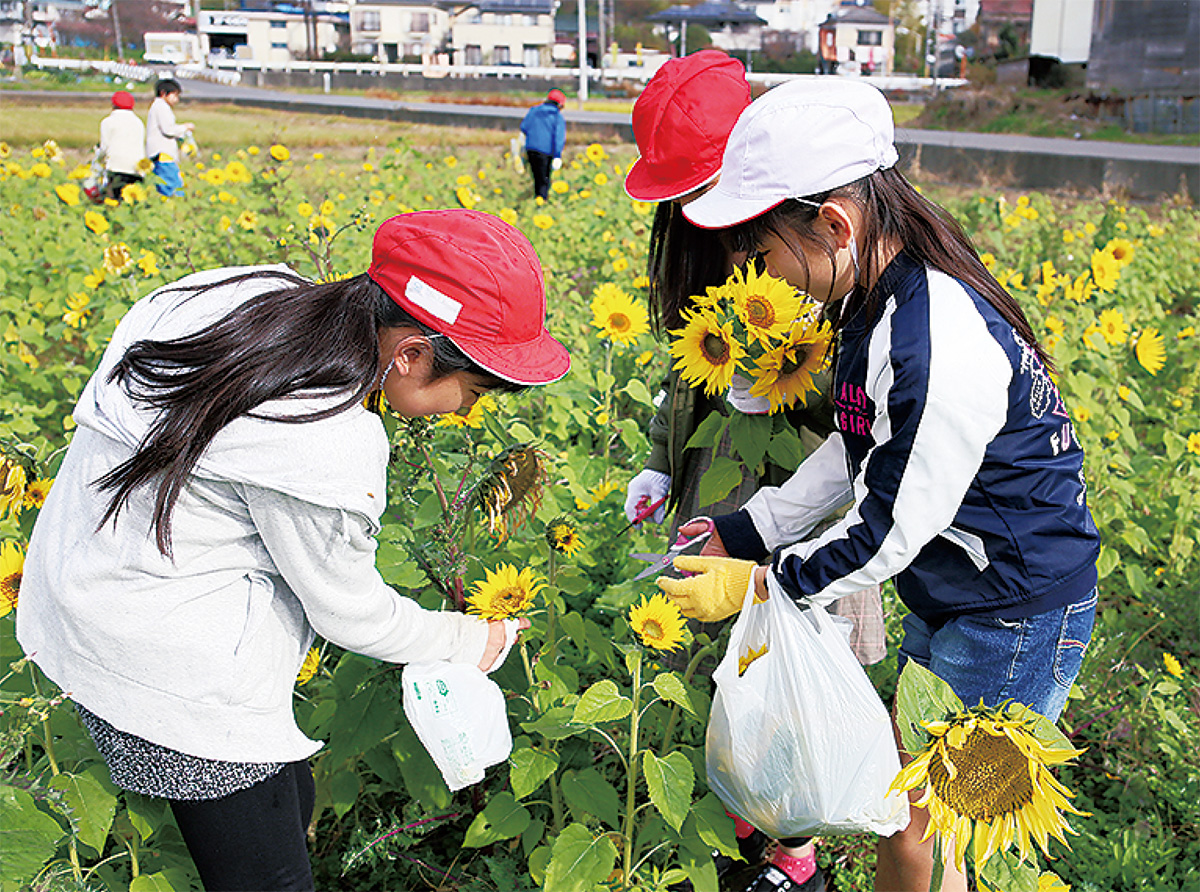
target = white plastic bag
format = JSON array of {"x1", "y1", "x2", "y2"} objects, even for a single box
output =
[
  {"x1": 402, "y1": 661, "x2": 513, "y2": 792},
  {"x1": 705, "y1": 575, "x2": 909, "y2": 838}
]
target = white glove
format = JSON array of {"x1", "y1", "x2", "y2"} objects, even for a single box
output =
[
  {"x1": 624, "y1": 468, "x2": 670, "y2": 524},
  {"x1": 727, "y1": 373, "x2": 770, "y2": 415},
  {"x1": 551, "y1": 157, "x2": 562, "y2": 170}
]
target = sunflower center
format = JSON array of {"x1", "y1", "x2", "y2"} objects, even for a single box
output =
[
  {"x1": 927, "y1": 729, "x2": 1035, "y2": 821},
  {"x1": 492, "y1": 586, "x2": 525, "y2": 610},
  {"x1": 609, "y1": 313, "x2": 631, "y2": 333},
  {"x1": 640, "y1": 619, "x2": 664, "y2": 641},
  {"x1": 780, "y1": 347, "x2": 808, "y2": 375},
  {"x1": 745, "y1": 297, "x2": 776, "y2": 328},
  {"x1": 702, "y1": 333, "x2": 730, "y2": 364},
  {"x1": 1, "y1": 572, "x2": 20, "y2": 605}
]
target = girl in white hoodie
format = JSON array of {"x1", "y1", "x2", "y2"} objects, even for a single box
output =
[{"x1": 18, "y1": 210, "x2": 570, "y2": 891}]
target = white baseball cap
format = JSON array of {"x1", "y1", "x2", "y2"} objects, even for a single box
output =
[{"x1": 683, "y1": 78, "x2": 899, "y2": 230}]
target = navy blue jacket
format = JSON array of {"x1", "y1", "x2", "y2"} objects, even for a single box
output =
[
  {"x1": 520, "y1": 102, "x2": 565, "y2": 157},
  {"x1": 716, "y1": 252, "x2": 1100, "y2": 625}
]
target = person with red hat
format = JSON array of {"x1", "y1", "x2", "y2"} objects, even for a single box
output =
[
  {"x1": 97, "y1": 90, "x2": 146, "y2": 201},
  {"x1": 519, "y1": 88, "x2": 566, "y2": 200},
  {"x1": 622, "y1": 51, "x2": 886, "y2": 892},
  {"x1": 16, "y1": 209, "x2": 570, "y2": 892}
]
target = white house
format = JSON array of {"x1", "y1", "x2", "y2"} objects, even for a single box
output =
[
  {"x1": 449, "y1": 0, "x2": 555, "y2": 67},
  {"x1": 198, "y1": 8, "x2": 345, "y2": 62}
]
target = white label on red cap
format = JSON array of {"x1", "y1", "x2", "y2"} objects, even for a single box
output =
[{"x1": 406, "y1": 275, "x2": 462, "y2": 325}]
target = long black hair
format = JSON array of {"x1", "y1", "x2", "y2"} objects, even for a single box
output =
[
  {"x1": 645, "y1": 201, "x2": 741, "y2": 336},
  {"x1": 734, "y1": 167, "x2": 1052, "y2": 371},
  {"x1": 96, "y1": 271, "x2": 514, "y2": 555}
]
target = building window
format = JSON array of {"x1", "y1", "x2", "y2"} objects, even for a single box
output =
[
  {"x1": 493, "y1": 45, "x2": 510, "y2": 64},
  {"x1": 271, "y1": 41, "x2": 288, "y2": 49},
  {"x1": 857, "y1": 29, "x2": 882, "y2": 46},
  {"x1": 358, "y1": 10, "x2": 380, "y2": 32},
  {"x1": 270, "y1": 20, "x2": 286, "y2": 28},
  {"x1": 464, "y1": 44, "x2": 482, "y2": 65},
  {"x1": 523, "y1": 15, "x2": 536, "y2": 27},
  {"x1": 411, "y1": 11, "x2": 429, "y2": 33},
  {"x1": 523, "y1": 43, "x2": 540, "y2": 67}
]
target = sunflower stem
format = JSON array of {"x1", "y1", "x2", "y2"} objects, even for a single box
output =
[
  {"x1": 544, "y1": 550, "x2": 559, "y2": 667},
  {"x1": 929, "y1": 835, "x2": 945, "y2": 892},
  {"x1": 660, "y1": 640, "x2": 719, "y2": 750},
  {"x1": 622, "y1": 649, "x2": 643, "y2": 890}
]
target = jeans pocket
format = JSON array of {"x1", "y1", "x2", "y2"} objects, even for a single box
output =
[{"x1": 1053, "y1": 589, "x2": 1097, "y2": 688}]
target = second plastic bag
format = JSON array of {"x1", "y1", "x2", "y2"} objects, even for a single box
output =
[{"x1": 705, "y1": 575, "x2": 909, "y2": 839}]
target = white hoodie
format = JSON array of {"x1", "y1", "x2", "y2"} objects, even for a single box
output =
[{"x1": 17, "y1": 266, "x2": 490, "y2": 763}]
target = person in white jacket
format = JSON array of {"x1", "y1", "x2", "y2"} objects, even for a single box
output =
[
  {"x1": 98, "y1": 90, "x2": 146, "y2": 201},
  {"x1": 145, "y1": 78, "x2": 193, "y2": 197},
  {"x1": 17, "y1": 209, "x2": 570, "y2": 892}
]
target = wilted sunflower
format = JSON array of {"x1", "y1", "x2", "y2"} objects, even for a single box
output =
[
  {"x1": 103, "y1": 243, "x2": 134, "y2": 276},
  {"x1": 724, "y1": 266, "x2": 807, "y2": 348},
  {"x1": 747, "y1": 317, "x2": 832, "y2": 413},
  {"x1": 628, "y1": 592, "x2": 686, "y2": 652},
  {"x1": 1134, "y1": 328, "x2": 1166, "y2": 375},
  {"x1": 591, "y1": 287, "x2": 650, "y2": 346},
  {"x1": 890, "y1": 702, "x2": 1087, "y2": 873},
  {"x1": 545, "y1": 516, "x2": 583, "y2": 557},
  {"x1": 1, "y1": 458, "x2": 29, "y2": 522},
  {"x1": 0, "y1": 539, "x2": 23, "y2": 619},
  {"x1": 475, "y1": 444, "x2": 548, "y2": 539},
  {"x1": 669, "y1": 309, "x2": 746, "y2": 398},
  {"x1": 467, "y1": 563, "x2": 544, "y2": 620}
]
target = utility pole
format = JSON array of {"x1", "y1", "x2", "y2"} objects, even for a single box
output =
[
  {"x1": 596, "y1": 0, "x2": 605, "y2": 75},
  {"x1": 577, "y1": 0, "x2": 587, "y2": 104},
  {"x1": 110, "y1": 0, "x2": 124, "y2": 61}
]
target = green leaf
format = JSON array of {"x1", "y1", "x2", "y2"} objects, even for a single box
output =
[
  {"x1": 729, "y1": 412, "x2": 771, "y2": 471},
  {"x1": 622, "y1": 378, "x2": 655, "y2": 406},
  {"x1": 977, "y1": 846, "x2": 1039, "y2": 892},
  {"x1": 391, "y1": 720, "x2": 452, "y2": 810},
  {"x1": 463, "y1": 791, "x2": 531, "y2": 847},
  {"x1": 1003, "y1": 703, "x2": 1072, "y2": 752},
  {"x1": 684, "y1": 411, "x2": 728, "y2": 450},
  {"x1": 0, "y1": 784, "x2": 65, "y2": 886},
  {"x1": 642, "y1": 750, "x2": 694, "y2": 833},
  {"x1": 561, "y1": 767, "x2": 622, "y2": 829},
  {"x1": 509, "y1": 747, "x2": 559, "y2": 800},
  {"x1": 520, "y1": 705, "x2": 586, "y2": 741},
  {"x1": 651, "y1": 672, "x2": 696, "y2": 715},
  {"x1": 129, "y1": 872, "x2": 180, "y2": 892},
  {"x1": 690, "y1": 793, "x2": 740, "y2": 858},
  {"x1": 697, "y1": 456, "x2": 744, "y2": 507},
  {"x1": 767, "y1": 426, "x2": 805, "y2": 471},
  {"x1": 47, "y1": 766, "x2": 118, "y2": 852},
  {"x1": 125, "y1": 793, "x2": 172, "y2": 844},
  {"x1": 573, "y1": 679, "x2": 632, "y2": 724},
  {"x1": 330, "y1": 769, "x2": 362, "y2": 819},
  {"x1": 1096, "y1": 545, "x2": 1118, "y2": 579},
  {"x1": 543, "y1": 823, "x2": 618, "y2": 892},
  {"x1": 676, "y1": 822, "x2": 721, "y2": 892},
  {"x1": 895, "y1": 660, "x2": 964, "y2": 755}
]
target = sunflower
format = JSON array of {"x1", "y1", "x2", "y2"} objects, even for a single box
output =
[
  {"x1": 747, "y1": 317, "x2": 832, "y2": 413},
  {"x1": 467, "y1": 563, "x2": 544, "y2": 620},
  {"x1": 1163, "y1": 652, "x2": 1183, "y2": 677},
  {"x1": 475, "y1": 444, "x2": 548, "y2": 539},
  {"x1": 295, "y1": 647, "x2": 320, "y2": 685},
  {"x1": 890, "y1": 702, "x2": 1087, "y2": 874},
  {"x1": 0, "y1": 539, "x2": 23, "y2": 618},
  {"x1": 669, "y1": 309, "x2": 746, "y2": 398},
  {"x1": 437, "y1": 393, "x2": 496, "y2": 429},
  {"x1": 137, "y1": 251, "x2": 159, "y2": 277},
  {"x1": 1090, "y1": 249, "x2": 1120, "y2": 292},
  {"x1": 21, "y1": 478, "x2": 52, "y2": 510},
  {"x1": 1097, "y1": 308, "x2": 1129, "y2": 346},
  {"x1": 1063, "y1": 273, "x2": 1094, "y2": 304},
  {"x1": 236, "y1": 211, "x2": 258, "y2": 231},
  {"x1": 1134, "y1": 328, "x2": 1165, "y2": 375},
  {"x1": 103, "y1": 243, "x2": 133, "y2": 276},
  {"x1": 269, "y1": 144, "x2": 290, "y2": 162},
  {"x1": 585, "y1": 143, "x2": 607, "y2": 164},
  {"x1": 591, "y1": 287, "x2": 650, "y2": 346},
  {"x1": 532, "y1": 214, "x2": 554, "y2": 230},
  {"x1": 545, "y1": 516, "x2": 584, "y2": 557},
  {"x1": 55, "y1": 183, "x2": 80, "y2": 206},
  {"x1": 1, "y1": 459, "x2": 28, "y2": 522},
  {"x1": 628, "y1": 592, "x2": 686, "y2": 652},
  {"x1": 1104, "y1": 238, "x2": 1135, "y2": 267},
  {"x1": 63, "y1": 293, "x2": 91, "y2": 328},
  {"x1": 719, "y1": 266, "x2": 809, "y2": 348},
  {"x1": 84, "y1": 211, "x2": 109, "y2": 235}
]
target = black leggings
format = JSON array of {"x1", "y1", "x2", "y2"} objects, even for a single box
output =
[
  {"x1": 170, "y1": 761, "x2": 315, "y2": 892},
  {"x1": 526, "y1": 149, "x2": 553, "y2": 200}
]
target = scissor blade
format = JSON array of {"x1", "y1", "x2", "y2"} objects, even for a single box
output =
[{"x1": 633, "y1": 555, "x2": 674, "y2": 580}]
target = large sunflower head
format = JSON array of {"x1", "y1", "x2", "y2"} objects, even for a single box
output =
[
  {"x1": 727, "y1": 266, "x2": 807, "y2": 348},
  {"x1": 591, "y1": 286, "x2": 650, "y2": 346},
  {"x1": 747, "y1": 317, "x2": 832, "y2": 413},
  {"x1": 1104, "y1": 237, "x2": 1135, "y2": 267},
  {"x1": 474, "y1": 444, "x2": 548, "y2": 539},
  {"x1": 467, "y1": 563, "x2": 545, "y2": 620},
  {"x1": 891, "y1": 701, "x2": 1087, "y2": 875},
  {"x1": 0, "y1": 539, "x2": 24, "y2": 619},
  {"x1": 668, "y1": 309, "x2": 746, "y2": 397},
  {"x1": 544, "y1": 516, "x2": 584, "y2": 557},
  {"x1": 628, "y1": 592, "x2": 686, "y2": 652}
]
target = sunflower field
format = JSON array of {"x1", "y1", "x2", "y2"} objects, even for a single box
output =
[{"x1": 1, "y1": 124, "x2": 1199, "y2": 892}]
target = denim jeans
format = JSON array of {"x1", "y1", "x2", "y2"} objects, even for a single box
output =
[{"x1": 898, "y1": 589, "x2": 1097, "y2": 722}]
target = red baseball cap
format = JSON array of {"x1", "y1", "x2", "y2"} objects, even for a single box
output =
[
  {"x1": 368, "y1": 210, "x2": 570, "y2": 386},
  {"x1": 547, "y1": 88, "x2": 566, "y2": 105},
  {"x1": 111, "y1": 91, "x2": 135, "y2": 109},
  {"x1": 624, "y1": 50, "x2": 751, "y2": 203}
]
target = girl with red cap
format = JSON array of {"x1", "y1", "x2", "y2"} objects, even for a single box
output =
[
  {"x1": 17, "y1": 210, "x2": 569, "y2": 892},
  {"x1": 623, "y1": 50, "x2": 885, "y2": 892},
  {"x1": 97, "y1": 90, "x2": 146, "y2": 201}
]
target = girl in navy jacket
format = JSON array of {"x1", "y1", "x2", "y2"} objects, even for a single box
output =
[{"x1": 659, "y1": 79, "x2": 1100, "y2": 892}]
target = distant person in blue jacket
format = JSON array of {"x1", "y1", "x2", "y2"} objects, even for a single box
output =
[{"x1": 520, "y1": 89, "x2": 566, "y2": 200}]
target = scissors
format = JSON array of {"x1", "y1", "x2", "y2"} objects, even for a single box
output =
[{"x1": 629, "y1": 518, "x2": 715, "y2": 581}]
